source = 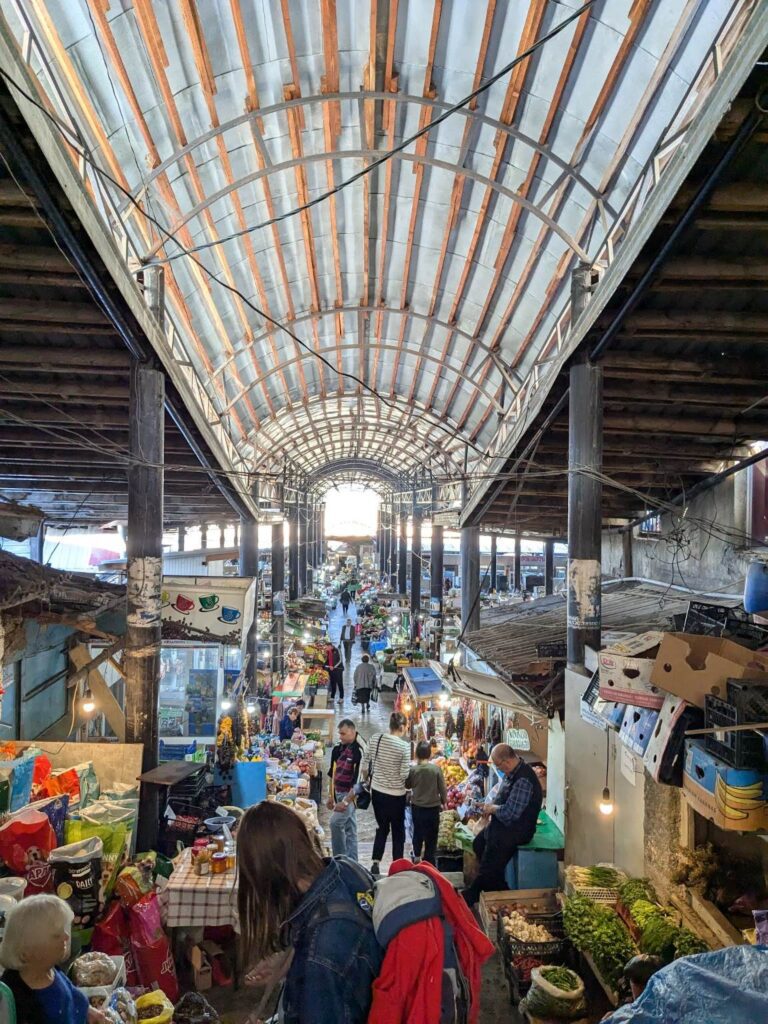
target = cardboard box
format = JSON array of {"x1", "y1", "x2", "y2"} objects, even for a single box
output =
[
  {"x1": 643, "y1": 693, "x2": 702, "y2": 785},
  {"x1": 619, "y1": 706, "x2": 659, "y2": 756},
  {"x1": 682, "y1": 740, "x2": 768, "y2": 831},
  {"x1": 189, "y1": 945, "x2": 212, "y2": 992},
  {"x1": 650, "y1": 633, "x2": 768, "y2": 708},
  {"x1": 599, "y1": 631, "x2": 664, "y2": 709}
]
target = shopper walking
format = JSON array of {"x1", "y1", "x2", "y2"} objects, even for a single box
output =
[
  {"x1": 353, "y1": 654, "x2": 377, "y2": 713},
  {"x1": 340, "y1": 588, "x2": 351, "y2": 614},
  {"x1": 237, "y1": 802, "x2": 381, "y2": 1024},
  {"x1": 340, "y1": 617, "x2": 356, "y2": 667},
  {"x1": 462, "y1": 744, "x2": 542, "y2": 906},
  {"x1": 367, "y1": 711, "x2": 410, "y2": 876},
  {"x1": 327, "y1": 719, "x2": 367, "y2": 861},
  {"x1": 328, "y1": 644, "x2": 344, "y2": 703},
  {"x1": 407, "y1": 740, "x2": 447, "y2": 865}
]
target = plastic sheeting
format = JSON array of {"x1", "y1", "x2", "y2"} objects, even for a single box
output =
[{"x1": 603, "y1": 947, "x2": 768, "y2": 1023}]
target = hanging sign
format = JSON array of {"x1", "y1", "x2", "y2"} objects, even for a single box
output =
[
  {"x1": 162, "y1": 575, "x2": 256, "y2": 646},
  {"x1": 505, "y1": 727, "x2": 531, "y2": 751},
  {"x1": 432, "y1": 510, "x2": 460, "y2": 528}
]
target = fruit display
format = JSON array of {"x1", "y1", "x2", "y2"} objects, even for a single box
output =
[
  {"x1": 437, "y1": 760, "x2": 467, "y2": 788},
  {"x1": 437, "y1": 810, "x2": 460, "y2": 851},
  {"x1": 445, "y1": 785, "x2": 464, "y2": 811}
]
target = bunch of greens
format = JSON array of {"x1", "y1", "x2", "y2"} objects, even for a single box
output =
[
  {"x1": 630, "y1": 899, "x2": 664, "y2": 931},
  {"x1": 640, "y1": 914, "x2": 679, "y2": 961},
  {"x1": 618, "y1": 878, "x2": 657, "y2": 908},
  {"x1": 563, "y1": 895, "x2": 636, "y2": 987},
  {"x1": 587, "y1": 865, "x2": 623, "y2": 888},
  {"x1": 673, "y1": 929, "x2": 709, "y2": 959}
]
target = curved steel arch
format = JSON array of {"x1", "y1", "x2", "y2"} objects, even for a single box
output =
[
  {"x1": 307, "y1": 458, "x2": 400, "y2": 493},
  {"x1": 248, "y1": 391, "x2": 476, "y2": 470},
  {"x1": 224, "y1": 341, "x2": 503, "y2": 415},
  {"x1": 253, "y1": 426, "x2": 438, "y2": 477},
  {"x1": 214, "y1": 303, "x2": 519, "y2": 390},
  {"x1": 125, "y1": 90, "x2": 610, "y2": 216},
  {"x1": 143, "y1": 146, "x2": 588, "y2": 262},
  {"x1": 251, "y1": 413, "x2": 464, "y2": 476}
]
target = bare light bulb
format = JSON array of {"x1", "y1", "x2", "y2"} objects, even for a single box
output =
[
  {"x1": 81, "y1": 688, "x2": 96, "y2": 715},
  {"x1": 221, "y1": 698, "x2": 232, "y2": 711},
  {"x1": 598, "y1": 787, "x2": 614, "y2": 816}
]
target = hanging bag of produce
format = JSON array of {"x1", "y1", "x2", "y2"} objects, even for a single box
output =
[{"x1": 519, "y1": 965, "x2": 587, "y2": 1020}]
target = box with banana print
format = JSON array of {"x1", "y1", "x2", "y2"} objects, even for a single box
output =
[{"x1": 682, "y1": 739, "x2": 768, "y2": 831}]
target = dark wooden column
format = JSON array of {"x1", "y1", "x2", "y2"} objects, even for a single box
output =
[
  {"x1": 514, "y1": 536, "x2": 522, "y2": 592},
  {"x1": 622, "y1": 529, "x2": 634, "y2": 578},
  {"x1": 125, "y1": 359, "x2": 164, "y2": 851},
  {"x1": 544, "y1": 538, "x2": 555, "y2": 596},
  {"x1": 410, "y1": 500, "x2": 422, "y2": 634},
  {"x1": 271, "y1": 521, "x2": 285, "y2": 674},
  {"x1": 398, "y1": 509, "x2": 408, "y2": 595},
  {"x1": 489, "y1": 534, "x2": 497, "y2": 591},
  {"x1": 288, "y1": 501, "x2": 299, "y2": 602},
  {"x1": 567, "y1": 351, "x2": 603, "y2": 666}
]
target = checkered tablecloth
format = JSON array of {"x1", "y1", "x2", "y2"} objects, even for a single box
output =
[{"x1": 160, "y1": 847, "x2": 239, "y2": 929}]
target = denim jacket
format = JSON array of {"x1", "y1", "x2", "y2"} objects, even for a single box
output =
[{"x1": 279, "y1": 857, "x2": 382, "y2": 1024}]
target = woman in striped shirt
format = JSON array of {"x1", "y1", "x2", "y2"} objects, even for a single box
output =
[{"x1": 367, "y1": 711, "x2": 410, "y2": 876}]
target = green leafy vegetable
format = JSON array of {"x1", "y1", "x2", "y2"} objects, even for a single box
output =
[
  {"x1": 563, "y1": 895, "x2": 636, "y2": 987},
  {"x1": 540, "y1": 966, "x2": 579, "y2": 992},
  {"x1": 618, "y1": 878, "x2": 657, "y2": 907},
  {"x1": 673, "y1": 929, "x2": 709, "y2": 959},
  {"x1": 640, "y1": 915, "x2": 679, "y2": 961},
  {"x1": 630, "y1": 899, "x2": 664, "y2": 930}
]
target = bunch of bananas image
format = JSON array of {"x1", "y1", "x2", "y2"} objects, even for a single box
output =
[{"x1": 714, "y1": 776, "x2": 767, "y2": 822}]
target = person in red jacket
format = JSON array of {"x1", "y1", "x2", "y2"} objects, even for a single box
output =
[{"x1": 368, "y1": 858, "x2": 494, "y2": 1024}]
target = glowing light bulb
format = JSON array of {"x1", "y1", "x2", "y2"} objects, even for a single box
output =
[
  {"x1": 221, "y1": 698, "x2": 232, "y2": 711},
  {"x1": 81, "y1": 688, "x2": 96, "y2": 715},
  {"x1": 598, "y1": 787, "x2": 614, "y2": 816},
  {"x1": 246, "y1": 701, "x2": 256, "y2": 714}
]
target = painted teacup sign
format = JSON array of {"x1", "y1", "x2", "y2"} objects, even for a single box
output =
[
  {"x1": 172, "y1": 594, "x2": 194, "y2": 614},
  {"x1": 199, "y1": 594, "x2": 219, "y2": 611},
  {"x1": 218, "y1": 606, "x2": 241, "y2": 624}
]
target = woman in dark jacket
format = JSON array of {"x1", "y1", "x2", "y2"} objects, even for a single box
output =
[
  {"x1": 279, "y1": 705, "x2": 301, "y2": 741},
  {"x1": 237, "y1": 802, "x2": 381, "y2": 1024}
]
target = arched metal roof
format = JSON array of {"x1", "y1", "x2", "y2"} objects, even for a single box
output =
[{"x1": 1, "y1": 0, "x2": 755, "y2": 489}]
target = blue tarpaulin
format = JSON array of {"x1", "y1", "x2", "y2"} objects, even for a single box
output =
[{"x1": 603, "y1": 947, "x2": 768, "y2": 1023}]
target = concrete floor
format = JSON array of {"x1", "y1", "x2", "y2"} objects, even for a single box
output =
[{"x1": 207, "y1": 599, "x2": 518, "y2": 1022}]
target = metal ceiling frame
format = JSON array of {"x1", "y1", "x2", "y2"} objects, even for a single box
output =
[{"x1": 214, "y1": 303, "x2": 519, "y2": 389}]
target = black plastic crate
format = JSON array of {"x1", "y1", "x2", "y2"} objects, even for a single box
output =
[
  {"x1": 726, "y1": 679, "x2": 768, "y2": 722},
  {"x1": 704, "y1": 695, "x2": 766, "y2": 770}
]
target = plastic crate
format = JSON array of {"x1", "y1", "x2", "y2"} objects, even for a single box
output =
[
  {"x1": 726, "y1": 679, "x2": 768, "y2": 721},
  {"x1": 497, "y1": 907, "x2": 568, "y2": 960},
  {"x1": 704, "y1": 694, "x2": 766, "y2": 770}
]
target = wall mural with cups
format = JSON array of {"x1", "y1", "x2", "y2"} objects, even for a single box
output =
[{"x1": 161, "y1": 575, "x2": 257, "y2": 647}]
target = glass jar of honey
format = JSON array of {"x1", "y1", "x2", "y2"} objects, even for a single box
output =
[{"x1": 212, "y1": 852, "x2": 227, "y2": 874}]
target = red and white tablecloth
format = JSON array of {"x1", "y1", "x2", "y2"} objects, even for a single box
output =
[{"x1": 159, "y1": 847, "x2": 239, "y2": 929}]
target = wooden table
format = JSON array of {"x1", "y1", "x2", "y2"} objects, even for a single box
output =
[{"x1": 301, "y1": 708, "x2": 335, "y2": 739}]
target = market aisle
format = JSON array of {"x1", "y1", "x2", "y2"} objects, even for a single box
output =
[{"x1": 322, "y1": 598, "x2": 396, "y2": 872}]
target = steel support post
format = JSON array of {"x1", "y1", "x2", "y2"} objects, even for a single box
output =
[
  {"x1": 298, "y1": 493, "x2": 307, "y2": 600},
  {"x1": 177, "y1": 525, "x2": 186, "y2": 552},
  {"x1": 411, "y1": 502, "x2": 422, "y2": 634},
  {"x1": 489, "y1": 534, "x2": 497, "y2": 592},
  {"x1": 514, "y1": 536, "x2": 522, "y2": 592},
  {"x1": 622, "y1": 529, "x2": 634, "y2": 578},
  {"x1": 240, "y1": 490, "x2": 259, "y2": 693},
  {"x1": 544, "y1": 539, "x2": 555, "y2": 596},
  {"x1": 288, "y1": 502, "x2": 299, "y2": 602},
  {"x1": 388, "y1": 518, "x2": 397, "y2": 591},
  {"x1": 567, "y1": 353, "x2": 603, "y2": 668},
  {"x1": 460, "y1": 479, "x2": 480, "y2": 633},
  {"x1": 398, "y1": 511, "x2": 408, "y2": 596},
  {"x1": 430, "y1": 523, "x2": 444, "y2": 654},
  {"x1": 271, "y1": 521, "x2": 285, "y2": 675},
  {"x1": 31, "y1": 521, "x2": 45, "y2": 564},
  {"x1": 125, "y1": 358, "x2": 164, "y2": 851}
]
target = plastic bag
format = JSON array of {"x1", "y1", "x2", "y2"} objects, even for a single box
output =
[
  {"x1": 129, "y1": 894, "x2": 179, "y2": 1002},
  {"x1": 603, "y1": 947, "x2": 768, "y2": 1023},
  {"x1": 133, "y1": 991, "x2": 174, "y2": 1024},
  {"x1": 0, "y1": 808, "x2": 56, "y2": 873},
  {"x1": 44, "y1": 767, "x2": 81, "y2": 805},
  {"x1": 0, "y1": 755, "x2": 37, "y2": 812},
  {"x1": 28, "y1": 794, "x2": 69, "y2": 845},
  {"x1": 91, "y1": 901, "x2": 139, "y2": 987},
  {"x1": 72, "y1": 761, "x2": 100, "y2": 808},
  {"x1": 71, "y1": 950, "x2": 118, "y2": 987},
  {"x1": 173, "y1": 992, "x2": 220, "y2": 1023},
  {"x1": 80, "y1": 800, "x2": 137, "y2": 859},
  {"x1": 519, "y1": 966, "x2": 587, "y2": 1020},
  {"x1": 49, "y1": 835, "x2": 103, "y2": 935},
  {"x1": 64, "y1": 819, "x2": 127, "y2": 904},
  {"x1": 108, "y1": 986, "x2": 137, "y2": 1024}
]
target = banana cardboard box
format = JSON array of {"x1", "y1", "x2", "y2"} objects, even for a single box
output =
[{"x1": 682, "y1": 739, "x2": 768, "y2": 831}]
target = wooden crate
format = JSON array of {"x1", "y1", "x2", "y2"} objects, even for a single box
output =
[{"x1": 478, "y1": 888, "x2": 561, "y2": 942}]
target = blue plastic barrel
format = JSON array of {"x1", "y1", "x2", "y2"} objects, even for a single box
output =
[{"x1": 744, "y1": 561, "x2": 768, "y2": 614}]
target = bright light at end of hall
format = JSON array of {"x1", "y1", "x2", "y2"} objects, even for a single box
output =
[{"x1": 323, "y1": 485, "x2": 380, "y2": 537}]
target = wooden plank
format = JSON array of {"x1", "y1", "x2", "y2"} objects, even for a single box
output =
[{"x1": 138, "y1": 760, "x2": 203, "y2": 785}]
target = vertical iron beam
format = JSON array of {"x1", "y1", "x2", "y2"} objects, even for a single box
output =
[
  {"x1": 544, "y1": 538, "x2": 555, "y2": 596},
  {"x1": 460, "y1": 482, "x2": 480, "y2": 633},
  {"x1": 567, "y1": 352, "x2": 603, "y2": 668},
  {"x1": 240, "y1": 492, "x2": 259, "y2": 693},
  {"x1": 31, "y1": 520, "x2": 45, "y2": 564},
  {"x1": 622, "y1": 529, "x2": 634, "y2": 578},
  {"x1": 177, "y1": 524, "x2": 186, "y2": 552},
  {"x1": 489, "y1": 534, "x2": 497, "y2": 592},
  {"x1": 288, "y1": 501, "x2": 299, "y2": 602},
  {"x1": 125, "y1": 359, "x2": 164, "y2": 852},
  {"x1": 271, "y1": 521, "x2": 285, "y2": 675},
  {"x1": 411, "y1": 500, "x2": 422, "y2": 633},
  {"x1": 297, "y1": 492, "x2": 307, "y2": 599},
  {"x1": 514, "y1": 536, "x2": 522, "y2": 592},
  {"x1": 398, "y1": 508, "x2": 408, "y2": 595}
]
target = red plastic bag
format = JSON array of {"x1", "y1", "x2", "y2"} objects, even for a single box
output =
[
  {"x1": 32, "y1": 756, "x2": 52, "y2": 791},
  {"x1": 92, "y1": 900, "x2": 139, "y2": 986},
  {"x1": 42, "y1": 767, "x2": 80, "y2": 805},
  {"x1": 0, "y1": 808, "x2": 56, "y2": 874},
  {"x1": 129, "y1": 894, "x2": 178, "y2": 1001}
]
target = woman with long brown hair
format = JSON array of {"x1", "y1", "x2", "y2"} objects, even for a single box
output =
[{"x1": 237, "y1": 801, "x2": 381, "y2": 1024}]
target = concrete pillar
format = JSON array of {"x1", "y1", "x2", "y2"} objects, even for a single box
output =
[
  {"x1": 125, "y1": 359, "x2": 164, "y2": 851},
  {"x1": 567, "y1": 352, "x2": 603, "y2": 668},
  {"x1": 411, "y1": 503, "x2": 422, "y2": 633},
  {"x1": 544, "y1": 538, "x2": 555, "y2": 596},
  {"x1": 200, "y1": 523, "x2": 208, "y2": 550}
]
